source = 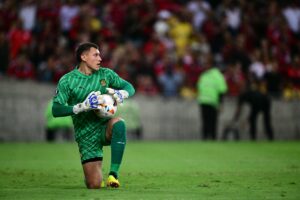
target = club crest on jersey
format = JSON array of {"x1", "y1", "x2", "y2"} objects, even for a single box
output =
[{"x1": 100, "y1": 79, "x2": 107, "y2": 86}]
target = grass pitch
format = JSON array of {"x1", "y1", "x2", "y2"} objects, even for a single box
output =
[{"x1": 0, "y1": 141, "x2": 299, "y2": 200}]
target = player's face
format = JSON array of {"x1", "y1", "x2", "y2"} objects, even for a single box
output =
[{"x1": 83, "y1": 47, "x2": 102, "y2": 71}]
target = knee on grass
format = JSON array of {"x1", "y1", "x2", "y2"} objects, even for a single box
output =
[{"x1": 85, "y1": 179, "x2": 102, "y2": 189}]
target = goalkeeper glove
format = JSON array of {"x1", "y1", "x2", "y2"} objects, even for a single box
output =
[
  {"x1": 73, "y1": 91, "x2": 102, "y2": 114},
  {"x1": 106, "y1": 88, "x2": 129, "y2": 104}
]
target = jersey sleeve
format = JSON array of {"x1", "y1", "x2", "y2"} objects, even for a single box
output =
[
  {"x1": 53, "y1": 77, "x2": 71, "y2": 105},
  {"x1": 52, "y1": 102, "x2": 74, "y2": 117},
  {"x1": 107, "y1": 69, "x2": 135, "y2": 97},
  {"x1": 52, "y1": 76, "x2": 75, "y2": 117}
]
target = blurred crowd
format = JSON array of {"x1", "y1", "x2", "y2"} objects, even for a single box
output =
[{"x1": 1, "y1": 0, "x2": 300, "y2": 100}]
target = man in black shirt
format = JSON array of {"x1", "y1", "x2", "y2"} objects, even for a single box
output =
[{"x1": 233, "y1": 80, "x2": 274, "y2": 140}]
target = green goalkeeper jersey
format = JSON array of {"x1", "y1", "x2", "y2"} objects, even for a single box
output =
[{"x1": 53, "y1": 67, "x2": 135, "y2": 140}]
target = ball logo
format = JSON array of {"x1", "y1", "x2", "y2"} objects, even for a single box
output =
[
  {"x1": 100, "y1": 104, "x2": 115, "y2": 115},
  {"x1": 95, "y1": 94, "x2": 117, "y2": 118}
]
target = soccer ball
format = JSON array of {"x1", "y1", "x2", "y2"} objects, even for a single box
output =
[{"x1": 94, "y1": 94, "x2": 118, "y2": 118}]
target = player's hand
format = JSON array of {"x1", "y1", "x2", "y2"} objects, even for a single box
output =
[
  {"x1": 73, "y1": 91, "x2": 102, "y2": 114},
  {"x1": 83, "y1": 91, "x2": 102, "y2": 109},
  {"x1": 106, "y1": 88, "x2": 129, "y2": 104},
  {"x1": 94, "y1": 94, "x2": 106, "y2": 111}
]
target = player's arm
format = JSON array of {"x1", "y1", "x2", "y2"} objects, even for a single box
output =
[
  {"x1": 52, "y1": 91, "x2": 102, "y2": 117},
  {"x1": 106, "y1": 70, "x2": 135, "y2": 103},
  {"x1": 107, "y1": 79, "x2": 135, "y2": 103},
  {"x1": 118, "y1": 79, "x2": 135, "y2": 97},
  {"x1": 52, "y1": 77, "x2": 102, "y2": 117},
  {"x1": 52, "y1": 102, "x2": 74, "y2": 117}
]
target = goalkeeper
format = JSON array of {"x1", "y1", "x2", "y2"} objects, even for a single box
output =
[{"x1": 52, "y1": 42, "x2": 135, "y2": 189}]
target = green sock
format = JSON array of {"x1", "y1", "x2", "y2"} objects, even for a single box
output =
[{"x1": 110, "y1": 120, "x2": 126, "y2": 178}]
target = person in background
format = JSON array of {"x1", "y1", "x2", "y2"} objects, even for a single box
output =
[
  {"x1": 45, "y1": 100, "x2": 73, "y2": 142},
  {"x1": 233, "y1": 76, "x2": 274, "y2": 140},
  {"x1": 115, "y1": 98, "x2": 143, "y2": 140},
  {"x1": 197, "y1": 55, "x2": 228, "y2": 140},
  {"x1": 158, "y1": 65, "x2": 184, "y2": 98}
]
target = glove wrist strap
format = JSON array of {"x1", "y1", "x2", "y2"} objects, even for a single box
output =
[{"x1": 73, "y1": 103, "x2": 85, "y2": 114}]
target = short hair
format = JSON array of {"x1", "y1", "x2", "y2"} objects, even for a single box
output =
[{"x1": 75, "y1": 42, "x2": 99, "y2": 63}]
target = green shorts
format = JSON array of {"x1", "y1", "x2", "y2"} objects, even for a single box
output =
[{"x1": 76, "y1": 124, "x2": 111, "y2": 164}]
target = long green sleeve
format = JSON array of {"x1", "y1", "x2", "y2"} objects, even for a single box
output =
[
  {"x1": 119, "y1": 79, "x2": 135, "y2": 97},
  {"x1": 52, "y1": 102, "x2": 74, "y2": 117}
]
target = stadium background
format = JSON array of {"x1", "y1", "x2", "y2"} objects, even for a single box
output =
[
  {"x1": 1, "y1": 1, "x2": 300, "y2": 200},
  {"x1": 0, "y1": 0, "x2": 300, "y2": 141}
]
